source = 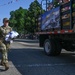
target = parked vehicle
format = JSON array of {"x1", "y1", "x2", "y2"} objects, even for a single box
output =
[{"x1": 37, "y1": 0, "x2": 75, "y2": 56}]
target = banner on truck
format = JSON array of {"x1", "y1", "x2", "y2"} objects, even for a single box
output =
[{"x1": 41, "y1": 7, "x2": 60, "y2": 30}]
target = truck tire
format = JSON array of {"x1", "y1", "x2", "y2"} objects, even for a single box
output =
[
  {"x1": 44, "y1": 39, "x2": 55, "y2": 56},
  {"x1": 44, "y1": 39, "x2": 61, "y2": 56}
]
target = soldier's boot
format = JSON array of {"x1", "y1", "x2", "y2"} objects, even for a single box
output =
[
  {"x1": 4, "y1": 63, "x2": 9, "y2": 71},
  {"x1": 0, "y1": 60, "x2": 4, "y2": 66}
]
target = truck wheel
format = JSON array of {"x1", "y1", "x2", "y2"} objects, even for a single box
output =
[
  {"x1": 44, "y1": 39, "x2": 61, "y2": 56},
  {"x1": 44, "y1": 39, "x2": 56, "y2": 56}
]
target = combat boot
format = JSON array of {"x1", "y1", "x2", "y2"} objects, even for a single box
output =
[
  {"x1": 0, "y1": 60, "x2": 4, "y2": 66},
  {"x1": 4, "y1": 63, "x2": 9, "y2": 71}
]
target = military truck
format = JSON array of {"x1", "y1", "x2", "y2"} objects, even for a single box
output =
[{"x1": 37, "y1": 0, "x2": 75, "y2": 56}]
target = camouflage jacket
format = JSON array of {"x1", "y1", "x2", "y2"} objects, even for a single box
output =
[{"x1": 0, "y1": 25, "x2": 12, "y2": 41}]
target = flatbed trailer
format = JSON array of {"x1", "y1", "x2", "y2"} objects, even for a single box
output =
[{"x1": 37, "y1": 0, "x2": 75, "y2": 56}]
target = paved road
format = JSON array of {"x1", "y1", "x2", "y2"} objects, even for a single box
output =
[{"x1": 0, "y1": 39, "x2": 75, "y2": 75}]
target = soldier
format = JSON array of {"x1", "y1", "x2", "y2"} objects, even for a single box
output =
[{"x1": 0, "y1": 18, "x2": 12, "y2": 70}]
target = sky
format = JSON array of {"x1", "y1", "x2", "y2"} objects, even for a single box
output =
[{"x1": 0, "y1": 0, "x2": 42, "y2": 25}]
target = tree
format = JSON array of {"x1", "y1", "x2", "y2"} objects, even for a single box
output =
[
  {"x1": 9, "y1": 7, "x2": 28, "y2": 34},
  {"x1": 9, "y1": 0, "x2": 44, "y2": 35},
  {"x1": 28, "y1": 0, "x2": 42, "y2": 33}
]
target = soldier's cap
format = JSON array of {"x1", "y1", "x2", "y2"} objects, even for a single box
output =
[{"x1": 3, "y1": 18, "x2": 9, "y2": 23}]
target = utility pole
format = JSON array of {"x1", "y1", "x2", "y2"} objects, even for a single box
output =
[
  {"x1": 46, "y1": 0, "x2": 47, "y2": 11},
  {"x1": 41, "y1": 0, "x2": 51, "y2": 11},
  {"x1": 46, "y1": 0, "x2": 51, "y2": 11}
]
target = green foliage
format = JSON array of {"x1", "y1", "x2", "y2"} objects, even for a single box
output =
[
  {"x1": 28, "y1": 0, "x2": 42, "y2": 33},
  {"x1": 53, "y1": 0, "x2": 60, "y2": 7},
  {"x1": 73, "y1": 4, "x2": 75, "y2": 8},
  {"x1": 9, "y1": 0, "x2": 44, "y2": 34},
  {"x1": 10, "y1": 7, "x2": 26, "y2": 33}
]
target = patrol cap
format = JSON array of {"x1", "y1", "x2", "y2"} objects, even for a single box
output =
[{"x1": 3, "y1": 18, "x2": 9, "y2": 23}]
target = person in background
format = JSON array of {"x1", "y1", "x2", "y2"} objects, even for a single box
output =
[{"x1": 0, "y1": 18, "x2": 12, "y2": 70}]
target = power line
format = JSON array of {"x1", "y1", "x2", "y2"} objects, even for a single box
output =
[{"x1": 0, "y1": 0, "x2": 18, "y2": 7}]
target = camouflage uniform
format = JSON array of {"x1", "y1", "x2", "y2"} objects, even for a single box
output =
[
  {"x1": 0, "y1": 25, "x2": 12, "y2": 63},
  {"x1": 0, "y1": 22, "x2": 12, "y2": 70}
]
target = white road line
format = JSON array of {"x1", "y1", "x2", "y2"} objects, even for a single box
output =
[
  {"x1": 6, "y1": 63, "x2": 75, "y2": 68},
  {"x1": 18, "y1": 42, "x2": 39, "y2": 46},
  {"x1": 17, "y1": 42, "x2": 44, "y2": 49}
]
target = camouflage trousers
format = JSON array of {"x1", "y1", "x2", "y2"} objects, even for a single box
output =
[{"x1": 0, "y1": 41, "x2": 10, "y2": 64}]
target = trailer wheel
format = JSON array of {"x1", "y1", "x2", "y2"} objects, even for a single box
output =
[{"x1": 44, "y1": 39, "x2": 61, "y2": 56}]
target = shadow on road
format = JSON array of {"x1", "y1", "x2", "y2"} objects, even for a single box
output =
[{"x1": 7, "y1": 48, "x2": 75, "y2": 75}]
